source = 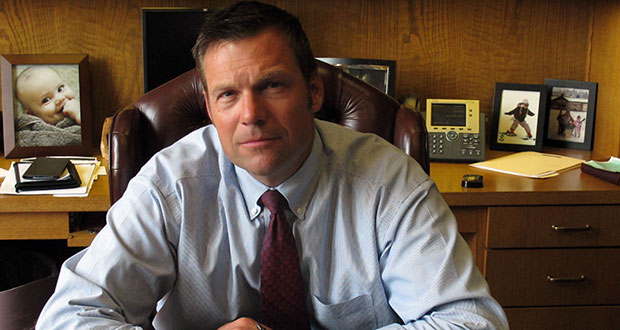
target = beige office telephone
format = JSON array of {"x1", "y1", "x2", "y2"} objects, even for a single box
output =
[{"x1": 426, "y1": 99, "x2": 485, "y2": 162}]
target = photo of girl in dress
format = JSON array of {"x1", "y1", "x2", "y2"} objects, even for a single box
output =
[{"x1": 546, "y1": 87, "x2": 589, "y2": 144}]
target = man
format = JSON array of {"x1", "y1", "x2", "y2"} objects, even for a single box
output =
[
  {"x1": 37, "y1": 2, "x2": 508, "y2": 329},
  {"x1": 504, "y1": 99, "x2": 535, "y2": 139}
]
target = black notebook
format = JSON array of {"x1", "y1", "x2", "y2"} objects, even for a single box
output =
[{"x1": 13, "y1": 161, "x2": 82, "y2": 192}]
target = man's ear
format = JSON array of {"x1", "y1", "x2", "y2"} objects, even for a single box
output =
[
  {"x1": 202, "y1": 90, "x2": 214, "y2": 122},
  {"x1": 24, "y1": 109, "x2": 32, "y2": 115},
  {"x1": 309, "y1": 71, "x2": 324, "y2": 113}
]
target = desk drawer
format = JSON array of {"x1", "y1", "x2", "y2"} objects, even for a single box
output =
[
  {"x1": 0, "y1": 212, "x2": 69, "y2": 240},
  {"x1": 485, "y1": 249, "x2": 620, "y2": 307},
  {"x1": 505, "y1": 306, "x2": 620, "y2": 330},
  {"x1": 486, "y1": 205, "x2": 620, "y2": 248}
]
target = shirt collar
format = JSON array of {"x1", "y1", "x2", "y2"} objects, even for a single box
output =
[{"x1": 236, "y1": 126, "x2": 322, "y2": 221}]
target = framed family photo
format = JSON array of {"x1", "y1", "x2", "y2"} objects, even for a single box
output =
[
  {"x1": 1, "y1": 54, "x2": 91, "y2": 158},
  {"x1": 490, "y1": 82, "x2": 547, "y2": 152},
  {"x1": 543, "y1": 79, "x2": 597, "y2": 150}
]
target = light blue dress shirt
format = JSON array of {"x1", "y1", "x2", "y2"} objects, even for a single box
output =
[{"x1": 37, "y1": 119, "x2": 508, "y2": 329}]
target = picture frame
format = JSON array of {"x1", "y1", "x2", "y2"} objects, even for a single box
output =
[
  {"x1": 490, "y1": 82, "x2": 547, "y2": 152},
  {"x1": 316, "y1": 58, "x2": 397, "y2": 97},
  {"x1": 543, "y1": 79, "x2": 597, "y2": 150},
  {"x1": 1, "y1": 54, "x2": 92, "y2": 158}
]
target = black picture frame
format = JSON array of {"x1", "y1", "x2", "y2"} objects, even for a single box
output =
[
  {"x1": 490, "y1": 82, "x2": 547, "y2": 152},
  {"x1": 1, "y1": 54, "x2": 92, "y2": 158},
  {"x1": 316, "y1": 58, "x2": 397, "y2": 97},
  {"x1": 543, "y1": 79, "x2": 597, "y2": 150}
]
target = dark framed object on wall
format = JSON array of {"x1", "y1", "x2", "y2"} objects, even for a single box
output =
[
  {"x1": 490, "y1": 82, "x2": 547, "y2": 152},
  {"x1": 316, "y1": 58, "x2": 397, "y2": 97},
  {"x1": 543, "y1": 79, "x2": 597, "y2": 150},
  {"x1": 1, "y1": 54, "x2": 92, "y2": 158},
  {"x1": 142, "y1": 8, "x2": 209, "y2": 93}
]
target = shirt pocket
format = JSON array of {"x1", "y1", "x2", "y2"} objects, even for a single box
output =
[{"x1": 311, "y1": 293, "x2": 376, "y2": 330}]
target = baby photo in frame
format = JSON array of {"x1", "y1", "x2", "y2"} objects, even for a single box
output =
[
  {"x1": 490, "y1": 82, "x2": 547, "y2": 152},
  {"x1": 543, "y1": 79, "x2": 597, "y2": 150},
  {"x1": 1, "y1": 54, "x2": 91, "y2": 158}
]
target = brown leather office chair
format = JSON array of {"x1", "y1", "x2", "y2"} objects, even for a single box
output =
[{"x1": 108, "y1": 60, "x2": 428, "y2": 204}]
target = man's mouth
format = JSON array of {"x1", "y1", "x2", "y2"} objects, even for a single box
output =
[{"x1": 240, "y1": 136, "x2": 279, "y2": 148}]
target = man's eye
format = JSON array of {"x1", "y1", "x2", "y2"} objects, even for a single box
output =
[
  {"x1": 58, "y1": 85, "x2": 65, "y2": 93},
  {"x1": 41, "y1": 97, "x2": 51, "y2": 105},
  {"x1": 267, "y1": 82, "x2": 281, "y2": 88}
]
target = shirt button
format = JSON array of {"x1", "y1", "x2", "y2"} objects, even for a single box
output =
[
  {"x1": 296, "y1": 207, "x2": 303, "y2": 215},
  {"x1": 251, "y1": 207, "x2": 259, "y2": 215}
]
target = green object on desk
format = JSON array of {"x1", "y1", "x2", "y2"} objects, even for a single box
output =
[{"x1": 584, "y1": 156, "x2": 620, "y2": 173}]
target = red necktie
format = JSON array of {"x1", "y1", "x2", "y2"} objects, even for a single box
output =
[{"x1": 259, "y1": 190, "x2": 310, "y2": 330}]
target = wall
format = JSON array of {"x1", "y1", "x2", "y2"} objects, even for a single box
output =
[
  {"x1": 590, "y1": 0, "x2": 620, "y2": 158},
  {"x1": 0, "y1": 0, "x2": 617, "y2": 156}
]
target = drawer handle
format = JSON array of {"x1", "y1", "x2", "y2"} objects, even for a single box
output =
[
  {"x1": 551, "y1": 224, "x2": 591, "y2": 231},
  {"x1": 547, "y1": 275, "x2": 586, "y2": 282}
]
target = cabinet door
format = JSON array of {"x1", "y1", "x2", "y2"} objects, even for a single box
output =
[
  {"x1": 486, "y1": 205, "x2": 620, "y2": 248},
  {"x1": 505, "y1": 306, "x2": 620, "y2": 330},
  {"x1": 485, "y1": 249, "x2": 620, "y2": 306}
]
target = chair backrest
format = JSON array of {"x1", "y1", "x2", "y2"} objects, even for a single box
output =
[{"x1": 108, "y1": 60, "x2": 428, "y2": 204}]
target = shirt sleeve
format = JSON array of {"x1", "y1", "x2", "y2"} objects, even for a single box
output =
[
  {"x1": 36, "y1": 176, "x2": 178, "y2": 329},
  {"x1": 376, "y1": 179, "x2": 509, "y2": 330}
]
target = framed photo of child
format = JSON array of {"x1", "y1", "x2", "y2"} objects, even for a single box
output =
[
  {"x1": 1, "y1": 54, "x2": 92, "y2": 158},
  {"x1": 490, "y1": 82, "x2": 547, "y2": 152},
  {"x1": 543, "y1": 79, "x2": 597, "y2": 150}
]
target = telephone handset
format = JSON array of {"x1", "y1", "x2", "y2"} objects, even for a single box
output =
[{"x1": 426, "y1": 99, "x2": 485, "y2": 162}]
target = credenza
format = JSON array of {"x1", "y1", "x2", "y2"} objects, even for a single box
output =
[{"x1": 431, "y1": 147, "x2": 620, "y2": 329}]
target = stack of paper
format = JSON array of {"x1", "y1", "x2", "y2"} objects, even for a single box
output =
[
  {"x1": 0, "y1": 158, "x2": 103, "y2": 197},
  {"x1": 470, "y1": 151, "x2": 584, "y2": 178}
]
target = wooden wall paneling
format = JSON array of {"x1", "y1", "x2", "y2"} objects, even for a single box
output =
[
  {"x1": 0, "y1": 0, "x2": 615, "y2": 157},
  {"x1": 0, "y1": 0, "x2": 145, "y2": 148},
  {"x1": 590, "y1": 0, "x2": 620, "y2": 158},
  {"x1": 305, "y1": 0, "x2": 592, "y2": 137}
]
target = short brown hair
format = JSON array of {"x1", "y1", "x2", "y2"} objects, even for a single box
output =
[{"x1": 191, "y1": 1, "x2": 317, "y2": 89}]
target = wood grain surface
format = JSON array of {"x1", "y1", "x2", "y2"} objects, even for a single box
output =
[{"x1": 0, "y1": 1, "x2": 618, "y2": 156}]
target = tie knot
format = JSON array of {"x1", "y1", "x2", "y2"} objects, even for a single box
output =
[{"x1": 260, "y1": 190, "x2": 287, "y2": 214}]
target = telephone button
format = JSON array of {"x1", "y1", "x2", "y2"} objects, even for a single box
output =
[{"x1": 446, "y1": 131, "x2": 458, "y2": 142}]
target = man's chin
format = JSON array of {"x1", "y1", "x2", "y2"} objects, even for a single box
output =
[{"x1": 238, "y1": 160, "x2": 287, "y2": 185}]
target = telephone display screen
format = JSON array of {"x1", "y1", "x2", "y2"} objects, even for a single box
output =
[{"x1": 430, "y1": 103, "x2": 467, "y2": 127}]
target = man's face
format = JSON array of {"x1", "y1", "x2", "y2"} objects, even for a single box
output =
[
  {"x1": 518, "y1": 102, "x2": 528, "y2": 109},
  {"x1": 201, "y1": 29, "x2": 323, "y2": 187},
  {"x1": 19, "y1": 67, "x2": 75, "y2": 125}
]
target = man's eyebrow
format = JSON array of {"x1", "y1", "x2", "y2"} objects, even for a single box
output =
[
  {"x1": 209, "y1": 70, "x2": 292, "y2": 94},
  {"x1": 209, "y1": 83, "x2": 233, "y2": 95},
  {"x1": 255, "y1": 71, "x2": 291, "y2": 86}
]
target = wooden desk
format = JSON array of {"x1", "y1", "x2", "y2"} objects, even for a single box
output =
[
  {"x1": 3, "y1": 149, "x2": 619, "y2": 328},
  {"x1": 430, "y1": 148, "x2": 620, "y2": 330},
  {"x1": 0, "y1": 157, "x2": 110, "y2": 247}
]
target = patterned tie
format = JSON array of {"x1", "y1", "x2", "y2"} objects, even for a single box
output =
[{"x1": 259, "y1": 190, "x2": 310, "y2": 330}]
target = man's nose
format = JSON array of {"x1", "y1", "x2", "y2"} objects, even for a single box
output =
[{"x1": 240, "y1": 92, "x2": 266, "y2": 125}]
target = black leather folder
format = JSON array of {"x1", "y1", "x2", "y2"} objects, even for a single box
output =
[{"x1": 13, "y1": 161, "x2": 82, "y2": 192}]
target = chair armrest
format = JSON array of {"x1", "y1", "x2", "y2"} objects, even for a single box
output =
[
  {"x1": 108, "y1": 106, "x2": 145, "y2": 205},
  {"x1": 394, "y1": 105, "x2": 430, "y2": 174}
]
